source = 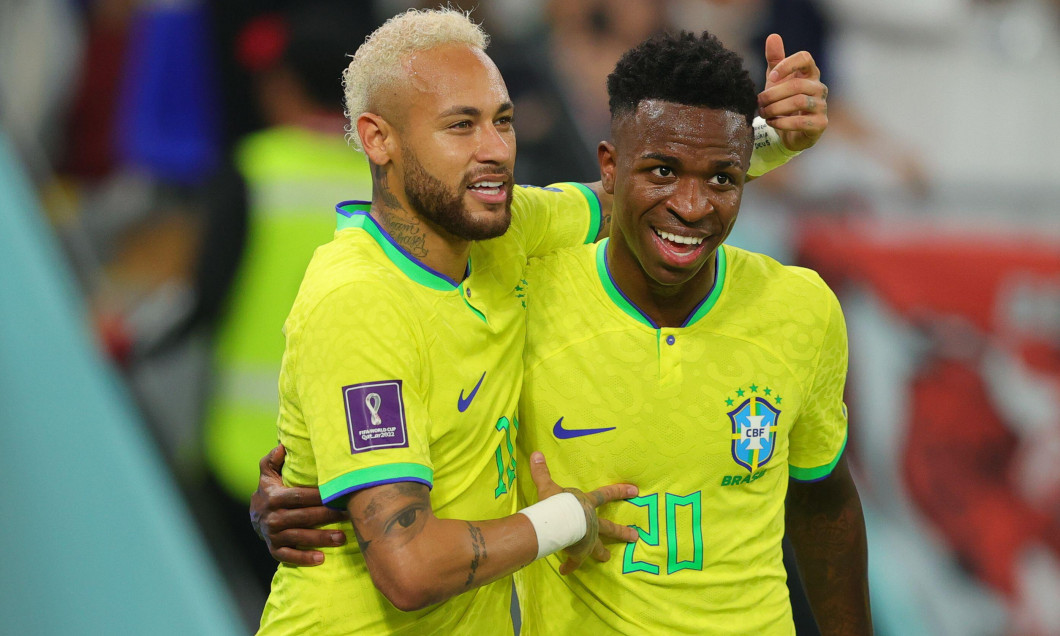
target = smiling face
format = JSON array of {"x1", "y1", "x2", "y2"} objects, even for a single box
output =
[
  {"x1": 601, "y1": 100, "x2": 752, "y2": 310},
  {"x1": 384, "y1": 44, "x2": 516, "y2": 241}
]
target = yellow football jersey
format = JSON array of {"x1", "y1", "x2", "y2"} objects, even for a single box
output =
[
  {"x1": 515, "y1": 240, "x2": 848, "y2": 636},
  {"x1": 258, "y1": 183, "x2": 599, "y2": 635}
]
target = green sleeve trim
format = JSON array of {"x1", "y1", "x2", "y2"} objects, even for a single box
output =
[
  {"x1": 319, "y1": 462, "x2": 434, "y2": 510},
  {"x1": 789, "y1": 430, "x2": 847, "y2": 482},
  {"x1": 563, "y1": 182, "x2": 602, "y2": 243}
]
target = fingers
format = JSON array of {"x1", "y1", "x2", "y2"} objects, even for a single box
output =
[
  {"x1": 272, "y1": 505, "x2": 349, "y2": 530},
  {"x1": 758, "y1": 92, "x2": 825, "y2": 121},
  {"x1": 758, "y1": 78, "x2": 827, "y2": 114},
  {"x1": 764, "y1": 33, "x2": 785, "y2": 79},
  {"x1": 272, "y1": 546, "x2": 326, "y2": 567},
  {"x1": 590, "y1": 540, "x2": 611, "y2": 563},
  {"x1": 762, "y1": 114, "x2": 827, "y2": 135},
  {"x1": 768, "y1": 50, "x2": 820, "y2": 84},
  {"x1": 271, "y1": 527, "x2": 347, "y2": 551},
  {"x1": 529, "y1": 451, "x2": 561, "y2": 499},
  {"x1": 559, "y1": 554, "x2": 584, "y2": 576},
  {"x1": 587, "y1": 482, "x2": 638, "y2": 507},
  {"x1": 598, "y1": 518, "x2": 640, "y2": 544},
  {"x1": 268, "y1": 485, "x2": 327, "y2": 509},
  {"x1": 260, "y1": 444, "x2": 286, "y2": 477}
]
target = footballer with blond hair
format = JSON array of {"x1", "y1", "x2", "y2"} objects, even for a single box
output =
[{"x1": 256, "y1": 9, "x2": 639, "y2": 634}]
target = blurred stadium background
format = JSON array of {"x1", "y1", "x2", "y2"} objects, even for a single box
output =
[{"x1": 2, "y1": 0, "x2": 1059, "y2": 634}]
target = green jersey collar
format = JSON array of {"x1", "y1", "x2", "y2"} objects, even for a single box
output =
[
  {"x1": 336, "y1": 201, "x2": 467, "y2": 291},
  {"x1": 595, "y1": 239, "x2": 727, "y2": 329}
]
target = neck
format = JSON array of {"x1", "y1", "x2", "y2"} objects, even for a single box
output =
[
  {"x1": 369, "y1": 166, "x2": 470, "y2": 282},
  {"x1": 605, "y1": 238, "x2": 718, "y2": 328}
]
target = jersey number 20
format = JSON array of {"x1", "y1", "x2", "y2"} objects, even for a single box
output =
[{"x1": 623, "y1": 492, "x2": 703, "y2": 575}]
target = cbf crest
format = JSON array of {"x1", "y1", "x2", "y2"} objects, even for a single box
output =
[{"x1": 726, "y1": 385, "x2": 782, "y2": 473}]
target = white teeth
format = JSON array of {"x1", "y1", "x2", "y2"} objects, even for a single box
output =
[
  {"x1": 654, "y1": 228, "x2": 704, "y2": 245},
  {"x1": 470, "y1": 181, "x2": 503, "y2": 188}
]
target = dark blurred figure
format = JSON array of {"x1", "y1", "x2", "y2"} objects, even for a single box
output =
[{"x1": 195, "y1": 1, "x2": 376, "y2": 592}]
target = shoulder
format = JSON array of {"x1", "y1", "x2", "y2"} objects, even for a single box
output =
[
  {"x1": 288, "y1": 232, "x2": 419, "y2": 335},
  {"x1": 512, "y1": 182, "x2": 596, "y2": 210},
  {"x1": 725, "y1": 245, "x2": 838, "y2": 307},
  {"x1": 525, "y1": 242, "x2": 598, "y2": 291},
  {"x1": 511, "y1": 183, "x2": 598, "y2": 228}
]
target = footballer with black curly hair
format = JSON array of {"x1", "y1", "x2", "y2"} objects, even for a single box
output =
[{"x1": 510, "y1": 30, "x2": 872, "y2": 635}]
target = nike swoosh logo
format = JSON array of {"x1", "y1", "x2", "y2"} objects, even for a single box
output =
[
  {"x1": 553, "y1": 417, "x2": 616, "y2": 439},
  {"x1": 457, "y1": 371, "x2": 486, "y2": 412}
]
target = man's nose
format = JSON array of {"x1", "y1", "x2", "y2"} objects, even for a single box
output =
[
  {"x1": 474, "y1": 122, "x2": 512, "y2": 165},
  {"x1": 667, "y1": 179, "x2": 713, "y2": 222}
]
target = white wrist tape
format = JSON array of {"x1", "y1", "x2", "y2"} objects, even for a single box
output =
[
  {"x1": 518, "y1": 493, "x2": 587, "y2": 560},
  {"x1": 748, "y1": 116, "x2": 801, "y2": 178}
]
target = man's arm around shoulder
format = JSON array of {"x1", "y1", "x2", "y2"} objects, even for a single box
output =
[{"x1": 346, "y1": 453, "x2": 638, "y2": 612}]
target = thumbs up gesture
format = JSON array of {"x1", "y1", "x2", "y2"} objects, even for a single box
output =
[{"x1": 757, "y1": 34, "x2": 829, "y2": 152}]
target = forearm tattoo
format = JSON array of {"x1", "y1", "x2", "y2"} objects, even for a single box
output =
[{"x1": 463, "y1": 522, "x2": 487, "y2": 589}]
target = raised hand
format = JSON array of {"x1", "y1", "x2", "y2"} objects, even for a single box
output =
[
  {"x1": 250, "y1": 445, "x2": 349, "y2": 566},
  {"x1": 528, "y1": 451, "x2": 639, "y2": 575},
  {"x1": 758, "y1": 33, "x2": 829, "y2": 152}
]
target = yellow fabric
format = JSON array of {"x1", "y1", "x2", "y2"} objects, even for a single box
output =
[
  {"x1": 259, "y1": 183, "x2": 595, "y2": 635},
  {"x1": 204, "y1": 126, "x2": 372, "y2": 501},
  {"x1": 515, "y1": 241, "x2": 848, "y2": 635}
]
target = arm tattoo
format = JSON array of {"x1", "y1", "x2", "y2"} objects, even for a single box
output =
[
  {"x1": 463, "y1": 522, "x2": 487, "y2": 589},
  {"x1": 352, "y1": 482, "x2": 431, "y2": 553},
  {"x1": 352, "y1": 525, "x2": 373, "y2": 554}
]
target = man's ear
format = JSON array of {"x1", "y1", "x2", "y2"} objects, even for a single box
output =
[
  {"x1": 357, "y1": 112, "x2": 394, "y2": 166},
  {"x1": 598, "y1": 141, "x2": 617, "y2": 195}
]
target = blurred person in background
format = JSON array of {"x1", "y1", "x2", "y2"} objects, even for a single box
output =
[{"x1": 195, "y1": 0, "x2": 376, "y2": 590}]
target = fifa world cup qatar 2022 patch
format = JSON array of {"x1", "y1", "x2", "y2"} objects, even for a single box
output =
[{"x1": 343, "y1": 380, "x2": 408, "y2": 453}]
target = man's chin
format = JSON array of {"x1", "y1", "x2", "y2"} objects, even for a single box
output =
[
  {"x1": 465, "y1": 210, "x2": 512, "y2": 240},
  {"x1": 461, "y1": 198, "x2": 512, "y2": 240}
]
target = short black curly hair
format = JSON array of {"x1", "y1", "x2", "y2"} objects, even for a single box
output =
[{"x1": 607, "y1": 31, "x2": 757, "y2": 125}]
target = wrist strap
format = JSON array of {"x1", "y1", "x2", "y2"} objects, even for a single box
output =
[
  {"x1": 748, "y1": 116, "x2": 801, "y2": 178},
  {"x1": 518, "y1": 492, "x2": 587, "y2": 560}
]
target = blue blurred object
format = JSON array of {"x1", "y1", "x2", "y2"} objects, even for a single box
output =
[
  {"x1": 0, "y1": 130, "x2": 241, "y2": 634},
  {"x1": 116, "y1": 2, "x2": 220, "y2": 185}
]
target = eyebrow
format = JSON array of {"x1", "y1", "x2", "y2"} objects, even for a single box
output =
[
  {"x1": 438, "y1": 101, "x2": 514, "y2": 119},
  {"x1": 641, "y1": 152, "x2": 740, "y2": 170},
  {"x1": 641, "y1": 152, "x2": 680, "y2": 164}
]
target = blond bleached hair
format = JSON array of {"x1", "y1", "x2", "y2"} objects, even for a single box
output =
[{"x1": 342, "y1": 7, "x2": 490, "y2": 150}]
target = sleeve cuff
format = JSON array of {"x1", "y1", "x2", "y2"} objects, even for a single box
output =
[
  {"x1": 319, "y1": 462, "x2": 434, "y2": 510},
  {"x1": 789, "y1": 431, "x2": 847, "y2": 483}
]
